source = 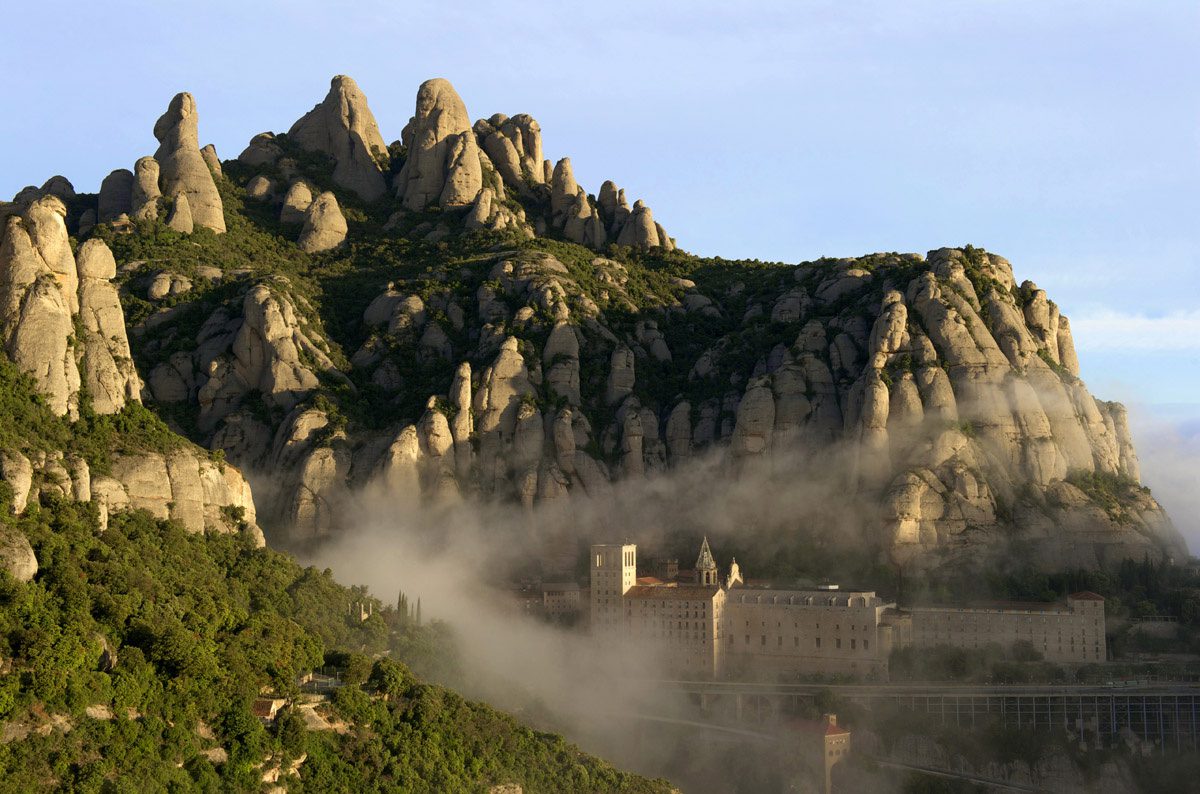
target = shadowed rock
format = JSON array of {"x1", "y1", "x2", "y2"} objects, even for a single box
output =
[
  {"x1": 288, "y1": 75, "x2": 388, "y2": 201},
  {"x1": 394, "y1": 78, "x2": 482, "y2": 209},
  {"x1": 298, "y1": 191, "x2": 348, "y2": 253}
]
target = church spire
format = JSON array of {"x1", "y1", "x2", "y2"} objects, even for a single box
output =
[{"x1": 696, "y1": 536, "x2": 718, "y2": 586}]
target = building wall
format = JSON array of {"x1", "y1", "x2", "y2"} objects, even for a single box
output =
[
  {"x1": 626, "y1": 589, "x2": 725, "y2": 677},
  {"x1": 722, "y1": 591, "x2": 891, "y2": 680},
  {"x1": 543, "y1": 587, "x2": 581, "y2": 616},
  {"x1": 910, "y1": 595, "x2": 1106, "y2": 663}
]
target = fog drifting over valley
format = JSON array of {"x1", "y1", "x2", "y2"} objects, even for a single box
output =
[{"x1": 294, "y1": 444, "x2": 886, "y2": 789}]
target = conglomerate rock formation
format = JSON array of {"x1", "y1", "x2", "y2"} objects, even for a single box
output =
[
  {"x1": 287, "y1": 75, "x2": 389, "y2": 202},
  {"x1": 0, "y1": 193, "x2": 260, "y2": 543},
  {"x1": 153, "y1": 92, "x2": 226, "y2": 233},
  {"x1": 1, "y1": 73, "x2": 1184, "y2": 574}
]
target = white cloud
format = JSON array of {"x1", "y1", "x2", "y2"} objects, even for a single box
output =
[{"x1": 1070, "y1": 309, "x2": 1200, "y2": 351}]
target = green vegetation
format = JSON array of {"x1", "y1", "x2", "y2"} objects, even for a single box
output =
[
  {"x1": 0, "y1": 355, "x2": 185, "y2": 476},
  {"x1": 1065, "y1": 469, "x2": 1151, "y2": 524},
  {"x1": 0, "y1": 496, "x2": 669, "y2": 792}
]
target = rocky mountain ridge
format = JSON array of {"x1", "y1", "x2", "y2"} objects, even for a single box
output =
[{"x1": 0, "y1": 74, "x2": 1186, "y2": 576}]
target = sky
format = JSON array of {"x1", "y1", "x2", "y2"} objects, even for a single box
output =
[{"x1": 2, "y1": 0, "x2": 1198, "y2": 531}]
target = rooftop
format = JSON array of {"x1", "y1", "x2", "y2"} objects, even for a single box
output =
[
  {"x1": 914, "y1": 599, "x2": 1071, "y2": 613},
  {"x1": 626, "y1": 584, "x2": 721, "y2": 601},
  {"x1": 1069, "y1": 591, "x2": 1106, "y2": 601}
]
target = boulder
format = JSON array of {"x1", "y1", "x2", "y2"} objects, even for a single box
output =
[
  {"x1": 97, "y1": 169, "x2": 134, "y2": 223},
  {"x1": 238, "y1": 132, "x2": 283, "y2": 167},
  {"x1": 0, "y1": 526, "x2": 36, "y2": 582},
  {"x1": 130, "y1": 157, "x2": 162, "y2": 222},
  {"x1": 472, "y1": 336, "x2": 533, "y2": 437},
  {"x1": 200, "y1": 144, "x2": 223, "y2": 178},
  {"x1": 39, "y1": 176, "x2": 74, "y2": 200},
  {"x1": 550, "y1": 158, "x2": 579, "y2": 223},
  {"x1": 0, "y1": 450, "x2": 33, "y2": 514},
  {"x1": 280, "y1": 180, "x2": 314, "y2": 225},
  {"x1": 543, "y1": 322, "x2": 580, "y2": 404},
  {"x1": 245, "y1": 175, "x2": 274, "y2": 201},
  {"x1": 297, "y1": 191, "x2": 348, "y2": 253},
  {"x1": 166, "y1": 193, "x2": 194, "y2": 233},
  {"x1": 605, "y1": 344, "x2": 635, "y2": 405},
  {"x1": 476, "y1": 113, "x2": 544, "y2": 189},
  {"x1": 731, "y1": 380, "x2": 775, "y2": 457},
  {"x1": 615, "y1": 200, "x2": 661, "y2": 249}
]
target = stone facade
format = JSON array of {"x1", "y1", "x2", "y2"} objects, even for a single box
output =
[
  {"x1": 909, "y1": 592, "x2": 1107, "y2": 663},
  {"x1": 723, "y1": 587, "x2": 896, "y2": 680}
]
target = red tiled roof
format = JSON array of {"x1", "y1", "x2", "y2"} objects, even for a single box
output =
[
  {"x1": 636, "y1": 576, "x2": 663, "y2": 585},
  {"x1": 626, "y1": 585, "x2": 720, "y2": 600},
  {"x1": 1069, "y1": 591, "x2": 1105, "y2": 601}
]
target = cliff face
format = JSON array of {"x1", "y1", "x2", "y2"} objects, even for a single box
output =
[
  {"x1": 0, "y1": 192, "x2": 261, "y2": 558},
  {"x1": 3, "y1": 74, "x2": 1185, "y2": 573}
]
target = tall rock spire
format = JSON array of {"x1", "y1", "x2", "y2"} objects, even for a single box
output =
[
  {"x1": 153, "y1": 92, "x2": 226, "y2": 233},
  {"x1": 394, "y1": 78, "x2": 482, "y2": 210},
  {"x1": 288, "y1": 75, "x2": 389, "y2": 202}
]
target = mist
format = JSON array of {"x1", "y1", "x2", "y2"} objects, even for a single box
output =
[
  {"x1": 290, "y1": 442, "x2": 886, "y2": 790},
  {"x1": 280, "y1": 390, "x2": 1193, "y2": 790},
  {"x1": 1127, "y1": 403, "x2": 1200, "y2": 554}
]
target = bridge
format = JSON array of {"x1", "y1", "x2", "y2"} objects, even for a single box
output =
[{"x1": 650, "y1": 680, "x2": 1200, "y2": 750}]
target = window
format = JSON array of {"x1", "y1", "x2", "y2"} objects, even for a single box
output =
[
  {"x1": 863, "y1": 640, "x2": 869, "y2": 650},
  {"x1": 850, "y1": 639, "x2": 856, "y2": 650},
  {"x1": 761, "y1": 635, "x2": 767, "y2": 646},
  {"x1": 816, "y1": 637, "x2": 821, "y2": 648},
  {"x1": 836, "y1": 638, "x2": 841, "y2": 649},
  {"x1": 777, "y1": 636, "x2": 783, "y2": 647}
]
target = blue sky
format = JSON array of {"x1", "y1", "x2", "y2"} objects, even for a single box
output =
[{"x1": 3, "y1": 1, "x2": 1198, "y2": 536}]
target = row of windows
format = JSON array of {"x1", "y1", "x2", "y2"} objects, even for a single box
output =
[
  {"x1": 740, "y1": 620, "x2": 870, "y2": 632},
  {"x1": 737, "y1": 635, "x2": 870, "y2": 651}
]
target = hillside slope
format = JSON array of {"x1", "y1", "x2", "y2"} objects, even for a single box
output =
[{"x1": 0, "y1": 491, "x2": 669, "y2": 792}]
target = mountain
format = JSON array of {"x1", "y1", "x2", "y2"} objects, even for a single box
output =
[
  {"x1": 0, "y1": 75, "x2": 1186, "y2": 582},
  {"x1": 0, "y1": 80, "x2": 680, "y2": 792}
]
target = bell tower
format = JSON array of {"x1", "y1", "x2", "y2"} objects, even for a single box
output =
[
  {"x1": 590, "y1": 543, "x2": 636, "y2": 634},
  {"x1": 695, "y1": 536, "x2": 719, "y2": 587}
]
